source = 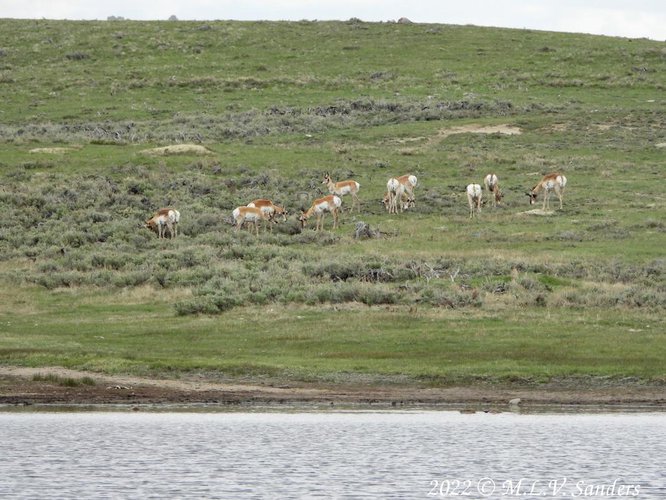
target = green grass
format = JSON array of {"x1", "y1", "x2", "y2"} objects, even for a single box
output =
[
  {"x1": 2, "y1": 287, "x2": 664, "y2": 383},
  {"x1": 0, "y1": 19, "x2": 664, "y2": 388}
]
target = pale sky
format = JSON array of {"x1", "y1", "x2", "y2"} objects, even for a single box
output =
[{"x1": 1, "y1": 0, "x2": 665, "y2": 40}]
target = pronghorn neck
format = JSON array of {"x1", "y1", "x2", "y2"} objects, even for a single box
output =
[
  {"x1": 303, "y1": 206, "x2": 316, "y2": 219},
  {"x1": 323, "y1": 174, "x2": 335, "y2": 191}
]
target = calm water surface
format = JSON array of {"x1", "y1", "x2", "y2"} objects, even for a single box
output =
[{"x1": 0, "y1": 411, "x2": 664, "y2": 499}]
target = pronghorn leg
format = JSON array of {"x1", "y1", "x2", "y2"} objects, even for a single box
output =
[
  {"x1": 333, "y1": 209, "x2": 339, "y2": 229},
  {"x1": 555, "y1": 186, "x2": 563, "y2": 209}
]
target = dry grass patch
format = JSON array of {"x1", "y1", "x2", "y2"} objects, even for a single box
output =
[
  {"x1": 140, "y1": 144, "x2": 214, "y2": 156},
  {"x1": 29, "y1": 146, "x2": 81, "y2": 154}
]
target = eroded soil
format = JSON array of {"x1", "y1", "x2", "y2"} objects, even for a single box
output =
[{"x1": 1, "y1": 366, "x2": 664, "y2": 410}]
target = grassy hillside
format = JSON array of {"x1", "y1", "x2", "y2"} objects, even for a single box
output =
[{"x1": 0, "y1": 19, "x2": 664, "y2": 387}]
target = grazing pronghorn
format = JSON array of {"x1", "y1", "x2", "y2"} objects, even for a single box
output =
[
  {"x1": 483, "y1": 173, "x2": 503, "y2": 207},
  {"x1": 466, "y1": 184, "x2": 482, "y2": 218},
  {"x1": 232, "y1": 206, "x2": 271, "y2": 235},
  {"x1": 528, "y1": 173, "x2": 567, "y2": 210},
  {"x1": 299, "y1": 195, "x2": 342, "y2": 231},
  {"x1": 383, "y1": 190, "x2": 413, "y2": 212},
  {"x1": 322, "y1": 173, "x2": 360, "y2": 212},
  {"x1": 247, "y1": 199, "x2": 288, "y2": 230},
  {"x1": 396, "y1": 174, "x2": 418, "y2": 205},
  {"x1": 145, "y1": 208, "x2": 180, "y2": 239}
]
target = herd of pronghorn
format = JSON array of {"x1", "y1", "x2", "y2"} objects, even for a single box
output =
[{"x1": 144, "y1": 172, "x2": 568, "y2": 238}]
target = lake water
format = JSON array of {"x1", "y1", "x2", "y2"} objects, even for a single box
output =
[{"x1": 0, "y1": 410, "x2": 664, "y2": 499}]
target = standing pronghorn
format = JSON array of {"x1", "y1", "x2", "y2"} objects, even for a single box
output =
[
  {"x1": 299, "y1": 195, "x2": 342, "y2": 231},
  {"x1": 322, "y1": 173, "x2": 361, "y2": 213},
  {"x1": 145, "y1": 208, "x2": 180, "y2": 239},
  {"x1": 466, "y1": 184, "x2": 482, "y2": 218},
  {"x1": 386, "y1": 177, "x2": 407, "y2": 214},
  {"x1": 396, "y1": 174, "x2": 418, "y2": 206},
  {"x1": 483, "y1": 173, "x2": 503, "y2": 207},
  {"x1": 247, "y1": 199, "x2": 288, "y2": 231},
  {"x1": 232, "y1": 206, "x2": 272, "y2": 235},
  {"x1": 528, "y1": 173, "x2": 567, "y2": 210}
]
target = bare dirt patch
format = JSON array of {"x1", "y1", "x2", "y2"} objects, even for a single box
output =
[
  {"x1": 1, "y1": 366, "x2": 664, "y2": 409},
  {"x1": 520, "y1": 208, "x2": 556, "y2": 216},
  {"x1": 436, "y1": 124, "x2": 522, "y2": 139},
  {"x1": 139, "y1": 144, "x2": 214, "y2": 156},
  {"x1": 396, "y1": 124, "x2": 522, "y2": 154}
]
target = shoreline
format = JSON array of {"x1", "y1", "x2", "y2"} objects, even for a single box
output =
[{"x1": 1, "y1": 366, "x2": 665, "y2": 410}]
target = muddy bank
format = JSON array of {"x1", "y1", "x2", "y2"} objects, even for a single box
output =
[{"x1": 1, "y1": 366, "x2": 664, "y2": 409}]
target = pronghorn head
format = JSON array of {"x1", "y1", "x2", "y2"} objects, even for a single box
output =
[
  {"x1": 527, "y1": 190, "x2": 538, "y2": 205},
  {"x1": 144, "y1": 218, "x2": 157, "y2": 231},
  {"x1": 273, "y1": 205, "x2": 288, "y2": 222},
  {"x1": 322, "y1": 172, "x2": 332, "y2": 185},
  {"x1": 382, "y1": 192, "x2": 391, "y2": 211},
  {"x1": 298, "y1": 211, "x2": 309, "y2": 228},
  {"x1": 495, "y1": 188, "x2": 504, "y2": 204}
]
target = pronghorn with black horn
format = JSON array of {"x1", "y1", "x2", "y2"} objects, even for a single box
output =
[{"x1": 322, "y1": 173, "x2": 360, "y2": 213}]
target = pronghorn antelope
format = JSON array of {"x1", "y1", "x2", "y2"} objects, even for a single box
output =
[
  {"x1": 145, "y1": 208, "x2": 180, "y2": 239},
  {"x1": 396, "y1": 174, "x2": 418, "y2": 205},
  {"x1": 247, "y1": 199, "x2": 288, "y2": 230},
  {"x1": 483, "y1": 173, "x2": 503, "y2": 207},
  {"x1": 385, "y1": 177, "x2": 406, "y2": 214},
  {"x1": 322, "y1": 173, "x2": 361, "y2": 213},
  {"x1": 299, "y1": 194, "x2": 342, "y2": 231},
  {"x1": 528, "y1": 173, "x2": 567, "y2": 210},
  {"x1": 232, "y1": 206, "x2": 272, "y2": 235},
  {"x1": 466, "y1": 184, "x2": 482, "y2": 218},
  {"x1": 383, "y1": 190, "x2": 414, "y2": 212}
]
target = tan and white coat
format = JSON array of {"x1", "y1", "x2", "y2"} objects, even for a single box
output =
[
  {"x1": 466, "y1": 184, "x2": 482, "y2": 218},
  {"x1": 483, "y1": 173, "x2": 502, "y2": 207},
  {"x1": 322, "y1": 173, "x2": 360, "y2": 212},
  {"x1": 299, "y1": 194, "x2": 342, "y2": 230},
  {"x1": 232, "y1": 206, "x2": 272, "y2": 235},
  {"x1": 529, "y1": 173, "x2": 567, "y2": 210}
]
